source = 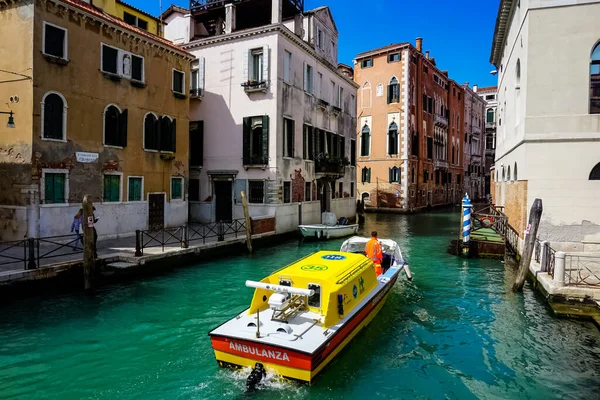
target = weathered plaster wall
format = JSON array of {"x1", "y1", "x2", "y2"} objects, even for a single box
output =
[{"x1": 0, "y1": 206, "x2": 28, "y2": 241}]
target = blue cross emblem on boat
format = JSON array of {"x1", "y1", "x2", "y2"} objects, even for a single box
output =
[
  {"x1": 321, "y1": 254, "x2": 346, "y2": 261},
  {"x1": 352, "y1": 284, "x2": 358, "y2": 299}
]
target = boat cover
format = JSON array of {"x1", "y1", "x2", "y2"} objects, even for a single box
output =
[{"x1": 340, "y1": 236, "x2": 405, "y2": 265}]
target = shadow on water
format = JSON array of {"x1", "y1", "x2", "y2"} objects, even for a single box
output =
[{"x1": 0, "y1": 211, "x2": 599, "y2": 399}]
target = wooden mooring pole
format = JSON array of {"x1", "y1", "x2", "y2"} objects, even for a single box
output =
[
  {"x1": 82, "y1": 195, "x2": 95, "y2": 290},
  {"x1": 240, "y1": 191, "x2": 253, "y2": 253},
  {"x1": 512, "y1": 198, "x2": 543, "y2": 292}
]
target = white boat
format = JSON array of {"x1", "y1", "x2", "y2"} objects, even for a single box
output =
[
  {"x1": 299, "y1": 212, "x2": 359, "y2": 239},
  {"x1": 340, "y1": 236, "x2": 413, "y2": 280}
]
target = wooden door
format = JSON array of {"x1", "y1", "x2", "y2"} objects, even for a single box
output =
[{"x1": 148, "y1": 193, "x2": 165, "y2": 231}]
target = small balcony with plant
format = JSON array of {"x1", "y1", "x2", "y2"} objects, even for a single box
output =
[
  {"x1": 241, "y1": 80, "x2": 268, "y2": 93},
  {"x1": 315, "y1": 152, "x2": 349, "y2": 176}
]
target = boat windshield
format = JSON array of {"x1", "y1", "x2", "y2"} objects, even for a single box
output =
[{"x1": 340, "y1": 237, "x2": 404, "y2": 264}]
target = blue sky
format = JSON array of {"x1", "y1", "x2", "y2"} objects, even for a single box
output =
[{"x1": 130, "y1": 0, "x2": 500, "y2": 87}]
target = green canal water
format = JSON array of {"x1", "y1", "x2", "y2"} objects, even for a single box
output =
[{"x1": 1, "y1": 210, "x2": 599, "y2": 399}]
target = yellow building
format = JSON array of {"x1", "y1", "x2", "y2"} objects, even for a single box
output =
[
  {"x1": 95, "y1": 0, "x2": 162, "y2": 36},
  {"x1": 0, "y1": 0, "x2": 192, "y2": 241}
]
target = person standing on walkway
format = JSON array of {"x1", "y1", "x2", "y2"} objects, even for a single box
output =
[
  {"x1": 365, "y1": 231, "x2": 383, "y2": 276},
  {"x1": 71, "y1": 209, "x2": 84, "y2": 250}
]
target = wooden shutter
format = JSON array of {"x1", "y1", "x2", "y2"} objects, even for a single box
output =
[
  {"x1": 171, "y1": 119, "x2": 177, "y2": 152},
  {"x1": 387, "y1": 85, "x2": 392, "y2": 104},
  {"x1": 389, "y1": 168, "x2": 393, "y2": 183},
  {"x1": 262, "y1": 45, "x2": 269, "y2": 83},
  {"x1": 243, "y1": 49, "x2": 249, "y2": 82},
  {"x1": 303, "y1": 62, "x2": 308, "y2": 92},
  {"x1": 198, "y1": 56, "x2": 205, "y2": 90},
  {"x1": 261, "y1": 115, "x2": 269, "y2": 163},
  {"x1": 367, "y1": 168, "x2": 371, "y2": 183},
  {"x1": 154, "y1": 117, "x2": 161, "y2": 151},
  {"x1": 242, "y1": 117, "x2": 251, "y2": 164},
  {"x1": 290, "y1": 119, "x2": 295, "y2": 157},
  {"x1": 302, "y1": 125, "x2": 307, "y2": 159},
  {"x1": 309, "y1": 126, "x2": 314, "y2": 160},
  {"x1": 119, "y1": 109, "x2": 128, "y2": 147},
  {"x1": 340, "y1": 136, "x2": 346, "y2": 160}
]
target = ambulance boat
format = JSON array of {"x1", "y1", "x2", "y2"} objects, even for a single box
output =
[{"x1": 208, "y1": 244, "x2": 411, "y2": 384}]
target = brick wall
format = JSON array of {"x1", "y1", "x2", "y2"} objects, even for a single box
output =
[
  {"x1": 251, "y1": 217, "x2": 275, "y2": 235},
  {"x1": 504, "y1": 180, "x2": 528, "y2": 238}
]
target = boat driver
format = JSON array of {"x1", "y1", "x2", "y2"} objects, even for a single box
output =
[{"x1": 365, "y1": 231, "x2": 383, "y2": 276}]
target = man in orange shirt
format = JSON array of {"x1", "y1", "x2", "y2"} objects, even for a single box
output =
[{"x1": 365, "y1": 231, "x2": 383, "y2": 276}]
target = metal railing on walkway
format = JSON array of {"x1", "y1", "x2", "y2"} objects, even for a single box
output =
[
  {"x1": 0, "y1": 234, "x2": 83, "y2": 271},
  {"x1": 565, "y1": 254, "x2": 600, "y2": 287},
  {"x1": 134, "y1": 220, "x2": 248, "y2": 256}
]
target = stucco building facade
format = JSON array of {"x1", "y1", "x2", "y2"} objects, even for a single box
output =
[
  {"x1": 163, "y1": 0, "x2": 357, "y2": 233},
  {"x1": 478, "y1": 86, "x2": 497, "y2": 198},
  {"x1": 491, "y1": 0, "x2": 600, "y2": 247},
  {"x1": 462, "y1": 84, "x2": 486, "y2": 201},
  {"x1": 353, "y1": 39, "x2": 465, "y2": 211},
  {"x1": 0, "y1": 0, "x2": 192, "y2": 241}
]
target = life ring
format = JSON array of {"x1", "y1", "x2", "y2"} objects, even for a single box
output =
[{"x1": 480, "y1": 216, "x2": 494, "y2": 227}]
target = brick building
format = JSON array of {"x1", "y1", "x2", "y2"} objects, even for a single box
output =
[{"x1": 353, "y1": 38, "x2": 464, "y2": 211}]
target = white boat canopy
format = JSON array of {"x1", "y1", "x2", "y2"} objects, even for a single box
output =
[{"x1": 340, "y1": 236, "x2": 405, "y2": 265}]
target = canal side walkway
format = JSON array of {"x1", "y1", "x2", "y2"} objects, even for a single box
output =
[{"x1": 0, "y1": 230, "x2": 275, "y2": 286}]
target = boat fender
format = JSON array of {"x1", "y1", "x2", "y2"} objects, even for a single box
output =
[
  {"x1": 403, "y1": 263, "x2": 413, "y2": 281},
  {"x1": 337, "y1": 294, "x2": 344, "y2": 316},
  {"x1": 246, "y1": 362, "x2": 266, "y2": 393}
]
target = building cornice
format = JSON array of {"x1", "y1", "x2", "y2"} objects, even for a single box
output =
[
  {"x1": 490, "y1": 0, "x2": 515, "y2": 66},
  {"x1": 182, "y1": 24, "x2": 359, "y2": 88}
]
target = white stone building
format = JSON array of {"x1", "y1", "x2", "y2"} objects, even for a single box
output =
[
  {"x1": 490, "y1": 0, "x2": 600, "y2": 247},
  {"x1": 163, "y1": 0, "x2": 357, "y2": 233},
  {"x1": 463, "y1": 84, "x2": 486, "y2": 200}
]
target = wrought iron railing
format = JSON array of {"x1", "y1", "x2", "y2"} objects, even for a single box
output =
[
  {"x1": 545, "y1": 246, "x2": 556, "y2": 276},
  {"x1": 0, "y1": 239, "x2": 29, "y2": 270},
  {"x1": 0, "y1": 234, "x2": 83, "y2": 271},
  {"x1": 504, "y1": 224, "x2": 519, "y2": 256},
  {"x1": 564, "y1": 254, "x2": 600, "y2": 287}
]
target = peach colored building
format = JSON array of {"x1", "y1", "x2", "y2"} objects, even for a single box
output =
[{"x1": 354, "y1": 38, "x2": 464, "y2": 211}]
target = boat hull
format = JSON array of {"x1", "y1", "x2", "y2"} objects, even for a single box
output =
[
  {"x1": 299, "y1": 224, "x2": 359, "y2": 239},
  {"x1": 210, "y1": 273, "x2": 398, "y2": 383}
]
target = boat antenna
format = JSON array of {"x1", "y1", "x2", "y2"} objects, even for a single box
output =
[{"x1": 255, "y1": 309, "x2": 261, "y2": 338}]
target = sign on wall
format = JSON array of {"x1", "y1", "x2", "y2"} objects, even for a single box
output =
[
  {"x1": 76, "y1": 152, "x2": 99, "y2": 163},
  {"x1": 376, "y1": 83, "x2": 384, "y2": 97}
]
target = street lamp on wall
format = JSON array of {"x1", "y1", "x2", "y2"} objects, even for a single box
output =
[{"x1": 1, "y1": 111, "x2": 15, "y2": 129}]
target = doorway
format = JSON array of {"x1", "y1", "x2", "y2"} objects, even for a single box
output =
[
  {"x1": 148, "y1": 193, "x2": 165, "y2": 231},
  {"x1": 214, "y1": 181, "x2": 233, "y2": 222}
]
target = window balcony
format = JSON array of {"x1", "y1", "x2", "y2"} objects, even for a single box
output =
[
  {"x1": 485, "y1": 121, "x2": 495, "y2": 130},
  {"x1": 190, "y1": 88, "x2": 204, "y2": 100},
  {"x1": 434, "y1": 159, "x2": 448, "y2": 170},
  {"x1": 241, "y1": 80, "x2": 268, "y2": 93},
  {"x1": 434, "y1": 114, "x2": 448, "y2": 127},
  {"x1": 329, "y1": 104, "x2": 342, "y2": 116},
  {"x1": 317, "y1": 98, "x2": 329, "y2": 111},
  {"x1": 485, "y1": 148, "x2": 495, "y2": 156},
  {"x1": 315, "y1": 154, "x2": 349, "y2": 177},
  {"x1": 243, "y1": 154, "x2": 269, "y2": 169}
]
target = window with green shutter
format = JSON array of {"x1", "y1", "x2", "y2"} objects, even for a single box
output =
[
  {"x1": 171, "y1": 177, "x2": 183, "y2": 200},
  {"x1": 128, "y1": 177, "x2": 142, "y2": 201},
  {"x1": 103, "y1": 175, "x2": 120, "y2": 202},
  {"x1": 44, "y1": 173, "x2": 66, "y2": 204},
  {"x1": 243, "y1": 115, "x2": 269, "y2": 165}
]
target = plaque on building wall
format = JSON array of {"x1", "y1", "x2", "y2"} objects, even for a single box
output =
[
  {"x1": 376, "y1": 83, "x2": 383, "y2": 97},
  {"x1": 76, "y1": 152, "x2": 99, "y2": 163}
]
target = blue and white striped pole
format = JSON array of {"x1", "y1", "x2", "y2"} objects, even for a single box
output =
[{"x1": 461, "y1": 194, "x2": 472, "y2": 257}]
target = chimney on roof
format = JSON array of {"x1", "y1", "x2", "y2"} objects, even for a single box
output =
[
  {"x1": 465, "y1": 82, "x2": 469, "y2": 88},
  {"x1": 271, "y1": 0, "x2": 282, "y2": 24},
  {"x1": 473, "y1": 84, "x2": 478, "y2": 93},
  {"x1": 425, "y1": 51, "x2": 429, "y2": 59},
  {"x1": 416, "y1": 37, "x2": 423, "y2": 53}
]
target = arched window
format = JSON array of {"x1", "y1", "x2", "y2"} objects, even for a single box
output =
[
  {"x1": 389, "y1": 166, "x2": 400, "y2": 183},
  {"x1": 361, "y1": 81, "x2": 372, "y2": 108},
  {"x1": 589, "y1": 162, "x2": 600, "y2": 180},
  {"x1": 360, "y1": 124, "x2": 370, "y2": 156},
  {"x1": 387, "y1": 122, "x2": 398, "y2": 155},
  {"x1": 516, "y1": 59, "x2": 521, "y2": 88},
  {"x1": 144, "y1": 113, "x2": 158, "y2": 150},
  {"x1": 103, "y1": 105, "x2": 124, "y2": 147},
  {"x1": 514, "y1": 162, "x2": 518, "y2": 181},
  {"x1": 507, "y1": 165, "x2": 511, "y2": 181},
  {"x1": 502, "y1": 167, "x2": 506, "y2": 181},
  {"x1": 590, "y1": 43, "x2": 600, "y2": 113},
  {"x1": 361, "y1": 167, "x2": 371, "y2": 183},
  {"x1": 361, "y1": 192, "x2": 370, "y2": 203},
  {"x1": 160, "y1": 116, "x2": 176, "y2": 153},
  {"x1": 411, "y1": 168, "x2": 415, "y2": 184},
  {"x1": 388, "y1": 77, "x2": 399, "y2": 104},
  {"x1": 42, "y1": 92, "x2": 67, "y2": 140}
]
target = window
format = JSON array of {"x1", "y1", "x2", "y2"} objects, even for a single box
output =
[
  {"x1": 123, "y1": 11, "x2": 148, "y2": 31},
  {"x1": 283, "y1": 181, "x2": 291, "y2": 203},
  {"x1": 590, "y1": 162, "x2": 600, "y2": 180},
  {"x1": 514, "y1": 162, "x2": 518, "y2": 181},
  {"x1": 427, "y1": 137, "x2": 433, "y2": 159},
  {"x1": 160, "y1": 117, "x2": 177, "y2": 152},
  {"x1": 131, "y1": 55, "x2": 143, "y2": 81},
  {"x1": 189, "y1": 178, "x2": 200, "y2": 202},
  {"x1": 388, "y1": 77, "x2": 400, "y2": 104},
  {"x1": 360, "y1": 125, "x2": 370, "y2": 156},
  {"x1": 424, "y1": 170, "x2": 428, "y2": 183},
  {"x1": 411, "y1": 168, "x2": 415, "y2": 183},
  {"x1": 308, "y1": 283, "x2": 321, "y2": 308},
  {"x1": 303, "y1": 124, "x2": 314, "y2": 160},
  {"x1": 388, "y1": 52, "x2": 400, "y2": 63},
  {"x1": 486, "y1": 94, "x2": 495, "y2": 100},
  {"x1": 350, "y1": 182, "x2": 355, "y2": 198},
  {"x1": 173, "y1": 69, "x2": 185, "y2": 95},
  {"x1": 338, "y1": 86, "x2": 344, "y2": 109},
  {"x1": 103, "y1": 105, "x2": 128, "y2": 147},
  {"x1": 361, "y1": 167, "x2": 371, "y2": 183},
  {"x1": 591, "y1": 43, "x2": 600, "y2": 113},
  {"x1": 43, "y1": 172, "x2": 67, "y2": 204},
  {"x1": 317, "y1": 72, "x2": 323, "y2": 97},
  {"x1": 458, "y1": 92, "x2": 461, "y2": 101},
  {"x1": 248, "y1": 181, "x2": 265, "y2": 203},
  {"x1": 190, "y1": 56, "x2": 205, "y2": 96},
  {"x1": 128, "y1": 177, "x2": 143, "y2": 201},
  {"x1": 243, "y1": 116, "x2": 269, "y2": 165},
  {"x1": 144, "y1": 113, "x2": 158, "y2": 151},
  {"x1": 457, "y1": 174, "x2": 461, "y2": 185},
  {"x1": 361, "y1": 58, "x2": 373, "y2": 68},
  {"x1": 428, "y1": 97, "x2": 433, "y2": 114},
  {"x1": 101, "y1": 44, "x2": 118, "y2": 74},
  {"x1": 103, "y1": 174, "x2": 121, "y2": 202},
  {"x1": 190, "y1": 120, "x2": 204, "y2": 167},
  {"x1": 101, "y1": 44, "x2": 143, "y2": 81},
  {"x1": 283, "y1": 50, "x2": 292, "y2": 83},
  {"x1": 487, "y1": 108, "x2": 495, "y2": 123},
  {"x1": 331, "y1": 81, "x2": 336, "y2": 105},
  {"x1": 42, "y1": 92, "x2": 67, "y2": 141},
  {"x1": 350, "y1": 139, "x2": 356, "y2": 166},
  {"x1": 317, "y1": 27, "x2": 323, "y2": 49},
  {"x1": 43, "y1": 22, "x2": 67, "y2": 60},
  {"x1": 283, "y1": 118, "x2": 295, "y2": 158},
  {"x1": 388, "y1": 122, "x2": 398, "y2": 155},
  {"x1": 389, "y1": 167, "x2": 400, "y2": 183},
  {"x1": 251, "y1": 48, "x2": 264, "y2": 82},
  {"x1": 339, "y1": 182, "x2": 343, "y2": 198},
  {"x1": 361, "y1": 82, "x2": 372, "y2": 108},
  {"x1": 305, "y1": 182, "x2": 312, "y2": 201},
  {"x1": 170, "y1": 177, "x2": 183, "y2": 200},
  {"x1": 304, "y1": 64, "x2": 314, "y2": 94},
  {"x1": 137, "y1": 19, "x2": 148, "y2": 30},
  {"x1": 411, "y1": 131, "x2": 419, "y2": 156},
  {"x1": 144, "y1": 115, "x2": 176, "y2": 153},
  {"x1": 423, "y1": 65, "x2": 428, "y2": 74}
]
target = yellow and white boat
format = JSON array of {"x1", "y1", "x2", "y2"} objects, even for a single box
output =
[{"x1": 209, "y1": 238, "x2": 411, "y2": 384}]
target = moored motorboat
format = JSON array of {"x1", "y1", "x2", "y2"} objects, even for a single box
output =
[
  {"x1": 299, "y1": 212, "x2": 359, "y2": 240},
  {"x1": 208, "y1": 241, "x2": 411, "y2": 384}
]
